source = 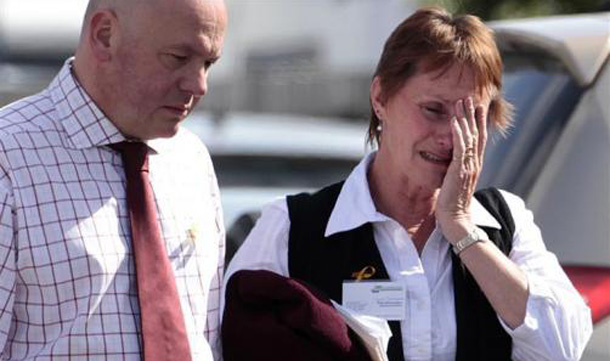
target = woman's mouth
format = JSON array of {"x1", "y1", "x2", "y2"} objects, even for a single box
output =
[{"x1": 420, "y1": 151, "x2": 452, "y2": 166}]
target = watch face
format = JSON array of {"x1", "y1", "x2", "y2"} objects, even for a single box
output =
[
  {"x1": 453, "y1": 227, "x2": 490, "y2": 255},
  {"x1": 474, "y1": 227, "x2": 489, "y2": 241}
]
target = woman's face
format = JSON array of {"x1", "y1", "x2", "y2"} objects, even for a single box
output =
[{"x1": 372, "y1": 63, "x2": 491, "y2": 190}]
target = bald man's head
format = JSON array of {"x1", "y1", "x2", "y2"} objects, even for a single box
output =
[
  {"x1": 81, "y1": 0, "x2": 144, "y2": 37},
  {"x1": 73, "y1": 0, "x2": 227, "y2": 140},
  {"x1": 79, "y1": 0, "x2": 226, "y2": 42}
]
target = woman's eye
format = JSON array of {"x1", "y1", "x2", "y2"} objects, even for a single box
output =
[{"x1": 422, "y1": 105, "x2": 444, "y2": 118}]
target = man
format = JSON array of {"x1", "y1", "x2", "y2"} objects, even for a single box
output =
[{"x1": 0, "y1": 0, "x2": 227, "y2": 359}]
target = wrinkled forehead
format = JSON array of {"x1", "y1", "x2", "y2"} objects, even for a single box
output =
[
  {"x1": 407, "y1": 62, "x2": 493, "y2": 106},
  {"x1": 130, "y1": 0, "x2": 227, "y2": 31},
  {"x1": 127, "y1": 0, "x2": 227, "y2": 52},
  {"x1": 180, "y1": 0, "x2": 227, "y2": 32},
  {"x1": 419, "y1": 59, "x2": 496, "y2": 100}
]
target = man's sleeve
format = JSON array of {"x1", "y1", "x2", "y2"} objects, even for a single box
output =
[
  {"x1": 0, "y1": 161, "x2": 16, "y2": 352},
  {"x1": 204, "y1": 152, "x2": 225, "y2": 360}
]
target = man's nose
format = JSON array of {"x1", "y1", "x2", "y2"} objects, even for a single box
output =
[{"x1": 179, "y1": 66, "x2": 208, "y2": 97}]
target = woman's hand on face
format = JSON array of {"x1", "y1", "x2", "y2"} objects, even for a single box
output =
[{"x1": 436, "y1": 97, "x2": 488, "y2": 243}]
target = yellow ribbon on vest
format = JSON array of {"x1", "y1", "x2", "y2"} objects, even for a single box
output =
[{"x1": 351, "y1": 266, "x2": 376, "y2": 281}]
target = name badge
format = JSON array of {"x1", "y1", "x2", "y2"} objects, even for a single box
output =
[{"x1": 342, "y1": 281, "x2": 406, "y2": 321}]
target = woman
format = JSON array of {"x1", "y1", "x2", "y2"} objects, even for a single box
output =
[{"x1": 222, "y1": 7, "x2": 592, "y2": 361}]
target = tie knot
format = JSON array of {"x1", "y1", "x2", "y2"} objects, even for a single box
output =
[{"x1": 111, "y1": 141, "x2": 149, "y2": 172}]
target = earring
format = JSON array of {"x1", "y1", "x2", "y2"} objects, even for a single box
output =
[{"x1": 376, "y1": 123, "x2": 383, "y2": 132}]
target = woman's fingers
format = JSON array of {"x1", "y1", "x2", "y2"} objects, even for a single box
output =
[
  {"x1": 438, "y1": 98, "x2": 486, "y2": 230},
  {"x1": 451, "y1": 116, "x2": 465, "y2": 161},
  {"x1": 455, "y1": 100, "x2": 471, "y2": 146},
  {"x1": 455, "y1": 99, "x2": 476, "y2": 168},
  {"x1": 475, "y1": 104, "x2": 488, "y2": 166},
  {"x1": 465, "y1": 97, "x2": 478, "y2": 139}
]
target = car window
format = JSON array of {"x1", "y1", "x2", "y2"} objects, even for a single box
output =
[{"x1": 479, "y1": 51, "x2": 583, "y2": 197}]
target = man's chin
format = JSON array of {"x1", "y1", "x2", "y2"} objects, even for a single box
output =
[
  {"x1": 161, "y1": 114, "x2": 186, "y2": 135},
  {"x1": 158, "y1": 126, "x2": 181, "y2": 139},
  {"x1": 138, "y1": 124, "x2": 181, "y2": 140}
]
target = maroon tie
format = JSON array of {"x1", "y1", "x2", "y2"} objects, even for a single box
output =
[{"x1": 112, "y1": 142, "x2": 192, "y2": 361}]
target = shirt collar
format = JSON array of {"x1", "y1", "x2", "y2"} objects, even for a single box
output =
[
  {"x1": 325, "y1": 151, "x2": 501, "y2": 237},
  {"x1": 49, "y1": 58, "x2": 168, "y2": 155},
  {"x1": 50, "y1": 58, "x2": 124, "y2": 149}
]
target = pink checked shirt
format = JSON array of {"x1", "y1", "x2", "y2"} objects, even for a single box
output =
[{"x1": 0, "y1": 59, "x2": 225, "y2": 360}]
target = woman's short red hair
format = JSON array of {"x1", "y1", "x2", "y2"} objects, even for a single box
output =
[{"x1": 368, "y1": 6, "x2": 513, "y2": 145}]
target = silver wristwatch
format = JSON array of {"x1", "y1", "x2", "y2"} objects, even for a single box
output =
[{"x1": 452, "y1": 227, "x2": 489, "y2": 255}]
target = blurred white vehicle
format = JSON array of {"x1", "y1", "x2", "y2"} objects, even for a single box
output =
[
  {"x1": 183, "y1": 112, "x2": 369, "y2": 259},
  {"x1": 484, "y1": 12, "x2": 610, "y2": 361}
]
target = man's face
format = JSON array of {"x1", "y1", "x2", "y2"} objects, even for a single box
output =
[{"x1": 102, "y1": 0, "x2": 227, "y2": 140}]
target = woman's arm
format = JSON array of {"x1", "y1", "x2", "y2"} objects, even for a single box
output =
[
  {"x1": 449, "y1": 224, "x2": 529, "y2": 328},
  {"x1": 436, "y1": 97, "x2": 592, "y2": 361},
  {"x1": 436, "y1": 97, "x2": 529, "y2": 328},
  {"x1": 497, "y1": 191, "x2": 592, "y2": 361},
  {"x1": 221, "y1": 198, "x2": 291, "y2": 317}
]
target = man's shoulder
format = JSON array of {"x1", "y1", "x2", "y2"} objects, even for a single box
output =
[
  {"x1": 0, "y1": 90, "x2": 56, "y2": 139},
  {"x1": 175, "y1": 125, "x2": 211, "y2": 155},
  {"x1": 151, "y1": 125, "x2": 211, "y2": 161}
]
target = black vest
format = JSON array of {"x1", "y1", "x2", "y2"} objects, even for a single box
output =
[{"x1": 287, "y1": 181, "x2": 514, "y2": 361}]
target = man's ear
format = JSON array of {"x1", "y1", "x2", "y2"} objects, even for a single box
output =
[
  {"x1": 87, "y1": 10, "x2": 119, "y2": 62},
  {"x1": 370, "y1": 76, "x2": 387, "y2": 120}
]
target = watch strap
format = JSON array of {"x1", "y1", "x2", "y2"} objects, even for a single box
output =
[{"x1": 452, "y1": 227, "x2": 489, "y2": 255}]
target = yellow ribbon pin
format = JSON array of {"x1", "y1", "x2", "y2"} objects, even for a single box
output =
[
  {"x1": 351, "y1": 266, "x2": 376, "y2": 281},
  {"x1": 187, "y1": 224, "x2": 200, "y2": 245}
]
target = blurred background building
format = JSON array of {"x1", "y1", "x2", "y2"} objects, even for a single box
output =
[{"x1": 209, "y1": 0, "x2": 415, "y2": 119}]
